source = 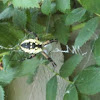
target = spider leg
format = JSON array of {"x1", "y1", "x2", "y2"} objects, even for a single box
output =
[
  {"x1": 41, "y1": 51, "x2": 57, "y2": 67},
  {"x1": 21, "y1": 54, "x2": 36, "y2": 61},
  {"x1": 24, "y1": 29, "x2": 39, "y2": 40},
  {"x1": 33, "y1": 33, "x2": 39, "y2": 40},
  {"x1": 29, "y1": 32, "x2": 39, "y2": 40},
  {"x1": 9, "y1": 54, "x2": 36, "y2": 62},
  {"x1": 42, "y1": 39, "x2": 57, "y2": 46},
  {"x1": 28, "y1": 54, "x2": 36, "y2": 59}
]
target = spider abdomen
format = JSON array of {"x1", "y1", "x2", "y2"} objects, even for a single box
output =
[{"x1": 20, "y1": 39, "x2": 43, "y2": 54}]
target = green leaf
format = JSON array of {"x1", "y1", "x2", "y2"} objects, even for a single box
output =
[
  {"x1": 0, "y1": 6, "x2": 14, "y2": 20},
  {"x1": 0, "y1": 1, "x2": 6, "y2": 12},
  {"x1": 0, "y1": 68, "x2": 16, "y2": 86},
  {"x1": 0, "y1": 51, "x2": 44, "y2": 85},
  {"x1": 60, "y1": 54, "x2": 83, "y2": 78},
  {"x1": 54, "y1": 20, "x2": 70, "y2": 45},
  {"x1": 78, "y1": 11, "x2": 94, "y2": 23},
  {"x1": 46, "y1": 75, "x2": 57, "y2": 100},
  {"x1": 5, "y1": 51, "x2": 44, "y2": 77},
  {"x1": 17, "y1": 57, "x2": 43, "y2": 76},
  {"x1": 75, "y1": 65, "x2": 100, "y2": 95},
  {"x1": 0, "y1": 23, "x2": 24, "y2": 48},
  {"x1": 56, "y1": 0, "x2": 70, "y2": 13},
  {"x1": 41, "y1": 0, "x2": 51, "y2": 15},
  {"x1": 26, "y1": 75, "x2": 34, "y2": 84},
  {"x1": 27, "y1": 9, "x2": 46, "y2": 34},
  {"x1": 2, "y1": 0, "x2": 9, "y2": 4},
  {"x1": 29, "y1": 22, "x2": 46, "y2": 34},
  {"x1": 65, "y1": 8, "x2": 86, "y2": 25},
  {"x1": 63, "y1": 84, "x2": 78, "y2": 100},
  {"x1": 13, "y1": 9, "x2": 27, "y2": 29},
  {"x1": 12, "y1": 0, "x2": 40, "y2": 9},
  {"x1": 93, "y1": 37, "x2": 100, "y2": 66},
  {"x1": 79, "y1": 0, "x2": 100, "y2": 14},
  {"x1": 51, "y1": 2, "x2": 57, "y2": 14},
  {"x1": 0, "y1": 86, "x2": 4, "y2": 100},
  {"x1": 0, "y1": 55, "x2": 17, "y2": 86},
  {"x1": 74, "y1": 17, "x2": 99, "y2": 48}
]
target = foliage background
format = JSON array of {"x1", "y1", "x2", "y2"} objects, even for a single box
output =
[{"x1": 0, "y1": 0, "x2": 100, "y2": 100}]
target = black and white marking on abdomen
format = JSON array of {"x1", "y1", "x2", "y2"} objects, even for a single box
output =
[
  {"x1": 20, "y1": 39, "x2": 43, "y2": 54},
  {"x1": 21, "y1": 42, "x2": 31, "y2": 49}
]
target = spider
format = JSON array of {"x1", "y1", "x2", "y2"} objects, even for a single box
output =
[{"x1": 20, "y1": 31, "x2": 57, "y2": 67}]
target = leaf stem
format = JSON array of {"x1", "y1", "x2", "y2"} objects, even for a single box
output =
[{"x1": 44, "y1": 65, "x2": 73, "y2": 83}]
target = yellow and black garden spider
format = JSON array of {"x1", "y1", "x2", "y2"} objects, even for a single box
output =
[{"x1": 20, "y1": 31, "x2": 57, "y2": 67}]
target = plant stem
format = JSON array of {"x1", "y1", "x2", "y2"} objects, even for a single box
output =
[
  {"x1": 0, "y1": 52, "x2": 9, "y2": 57},
  {"x1": 95, "y1": 13, "x2": 100, "y2": 17},
  {"x1": 72, "y1": 22, "x2": 86, "y2": 31}
]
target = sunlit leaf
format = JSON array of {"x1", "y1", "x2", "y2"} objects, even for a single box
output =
[
  {"x1": 12, "y1": 0, "x2": 40, "y2": 8},
  {"x1": 74, "y1": 17, "x2": 99, "y2": 48},
  {"x1": 56, "y1": 0, "x2": 70, "y2": 13},
  {"x1": 41, "y1": 0, "x2": 51, "y2": 15}
]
